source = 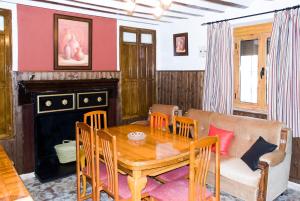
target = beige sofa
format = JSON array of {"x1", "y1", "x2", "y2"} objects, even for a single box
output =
[{"x1": 186, "y1": 109, "x2": 292, "y2": 201}]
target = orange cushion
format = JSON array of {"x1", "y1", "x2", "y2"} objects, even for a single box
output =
[{"x1": 208, "y1": 124, "x2": 234, "y2": 156}]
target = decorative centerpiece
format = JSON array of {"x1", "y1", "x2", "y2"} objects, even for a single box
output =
[{"x1": 127, "y1": 131, "x2": 146, "y2": 141}]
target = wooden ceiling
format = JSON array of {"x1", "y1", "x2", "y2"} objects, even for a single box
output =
[{"x1": 28, "y1": 0, "x2": 252, "y2": 24}]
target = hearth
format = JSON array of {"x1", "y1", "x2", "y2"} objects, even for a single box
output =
[{"x1": 19, "y1": 79, "x2": 118, "y2": 182}]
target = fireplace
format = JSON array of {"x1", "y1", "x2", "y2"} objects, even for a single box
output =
[{"x1": 18, "y1": 79, "x2": 118, "y2": 182}]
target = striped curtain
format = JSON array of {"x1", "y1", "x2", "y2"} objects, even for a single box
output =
[
  {"x1": 268, "y1": 8, "x2": 300, "y2": 137},
  {"x1": 203, "y1": 22, "x2": 233, "y2": 114}
]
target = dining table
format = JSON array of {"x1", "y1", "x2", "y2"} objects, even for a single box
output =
[
  {"x1": 105, "y1": 124, "x2": 192, "y2": 201},
  {"x1": 0, "y1": 145, "x2": 33, "y2": 201}
]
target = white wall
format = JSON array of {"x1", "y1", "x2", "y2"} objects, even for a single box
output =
[{"x1": 157, "y1": 0, "x2": 300, "y2": 71}]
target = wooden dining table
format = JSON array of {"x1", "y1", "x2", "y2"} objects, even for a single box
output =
[
  {"x1": 105, "y1": 124, "x2": 192, "y2": 201},
  {"x1": 0, "y1": 145, "x2": 33, "y2": 201}
]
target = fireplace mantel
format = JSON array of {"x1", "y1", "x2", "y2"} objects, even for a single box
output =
[
  {"x1": 18, "y1": 79, "x2": 119, "y2": 179},
  {"x1": 18, "y1": 79, "x2": 118, "y2": 105}
]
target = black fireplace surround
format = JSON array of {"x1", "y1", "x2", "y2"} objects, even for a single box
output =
[{"x1": 18, "y1": 79, "x2": 118, "y2": 182}]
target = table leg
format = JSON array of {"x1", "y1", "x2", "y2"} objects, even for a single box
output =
[{"x1": 127, "y1": 171, "x2": 147, "y2": 201}]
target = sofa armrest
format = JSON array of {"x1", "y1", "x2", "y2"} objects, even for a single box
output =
[
  {"x1": 257, "y1": 161, "x2": 269, "y2": 201},
  {"x1": 259, "y1": 150, "x2": 286, "y2": 167}
]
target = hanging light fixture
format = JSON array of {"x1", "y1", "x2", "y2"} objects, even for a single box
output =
[
  {"x1": 125, "y1": 0, "x2": 136, "y2": 15},
  {"x1": 153, "y1": 5, "x2": 164, "y2": 19},
  {"x1": 160, "y1": 0, "x2": 173, "y2": 9}
]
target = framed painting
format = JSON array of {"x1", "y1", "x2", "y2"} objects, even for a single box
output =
[
  {"x1": 173, "y1": 32, "x2": 188, "y2": 56},
  {"x1": 54, "y1": 14, "x2": 92, "y2": 70}
]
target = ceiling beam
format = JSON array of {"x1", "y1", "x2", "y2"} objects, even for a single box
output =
[
  {"x1": 200, "y1": 0, "x2": 248, "y2": 9},
  {"x1": 71, "y1": 0, "x2": 188, "y2": 19},
  {"x1": 113, "y1": 0, "x2": 203, "y2": 17},
  {"x1": 172, "y1": 1, "x2": 224, "y2": 13},
  {"x1": 31, "y1": 0, "x2": 172, "y2": 23}
]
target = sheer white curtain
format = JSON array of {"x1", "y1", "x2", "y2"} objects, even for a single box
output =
[
  {"x1": 268, "y1": 8, "x2": 300, "y2": 137},
  {"x1": 203, "y1": 21, "x2": 233, "y2": 114}
]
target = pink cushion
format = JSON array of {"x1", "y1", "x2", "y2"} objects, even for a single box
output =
[
  {"x1": 156, "y1": 166, "x2": 189, "y2": 183},
  {"x1": 104, "y1": 174, "x2": 160, "y2": 199},
  {"x1": 149, "y1": 179, "x2": 212, "y2": 201},
  {"x1": 82, "y1": 163, "x2": 107, "y2": 180},
  {"x1": 208, "y1": 124, "x2": 234, "y2": 156}
]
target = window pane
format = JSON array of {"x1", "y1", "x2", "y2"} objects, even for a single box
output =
[
  {"x1": 141, "y1": 33, "x2": 152, "y2": 44},
  {"x1": 0, "y1": 16, "x2": 4, "y2": 31},
  {"x1": 123, "y1": 32, "x2": 136, "y2": 43},
  {"x1": 240, "y1": 39, "x2": 258, "y2": 103}
]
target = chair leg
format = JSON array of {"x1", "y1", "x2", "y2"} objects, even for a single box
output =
[
  {"x1": 77, "y1": 174, "x2": 81, "y2": 201},
  {"x1": 82, "y1": 175, "x2": 87, "y2": 197}
]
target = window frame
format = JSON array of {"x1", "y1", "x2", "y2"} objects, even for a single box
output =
[{"x1": 233, "y1": 23, "x2": 272, "y2": 113}]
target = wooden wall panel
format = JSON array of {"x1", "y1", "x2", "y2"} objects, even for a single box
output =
[
  {"x1": 156, "y1": 71, "x2": 204, "y2": 113},
  {"x1": 233, "y1": 110, "x2": 267, "y2": 119},
  {"x1": 290, "y1": 138, "x2": 300, "y2": 183}
]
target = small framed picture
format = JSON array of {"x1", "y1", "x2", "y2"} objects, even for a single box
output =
[
  {"x1": 54, "y1": 14, "x2": 92, "y2": 70},
  {"x1": 173, "y1": 32, "x2": 188, "y2": 56}
]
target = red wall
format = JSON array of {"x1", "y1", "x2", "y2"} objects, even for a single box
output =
[{"x1": 18, "y1": 5, "x2": 117, "y2": 71}]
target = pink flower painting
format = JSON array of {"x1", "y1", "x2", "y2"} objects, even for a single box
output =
[{"x1": 54, "y1": 14, "x2": 92, "y2": 70}]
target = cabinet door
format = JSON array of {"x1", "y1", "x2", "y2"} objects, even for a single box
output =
[{"x1": 0, "y1": 10, "x2": 12, "y2": 139}]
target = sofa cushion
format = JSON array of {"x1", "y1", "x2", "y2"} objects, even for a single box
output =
[
  {"x1": 185, "y1": 109, "x2": 214, "y2": 138},
  {"x1": 241, "y1": 136, "x2": 277, "y2": 170},
  {"x1": 220, "y1": 158, "x2": 261, "y2": 187},
  {"x1": 208, "y1": 124, "x2": 234, "y2": 156},
  {"x1": 209, "y1": 113, "x2": 283, "y2": 158}
]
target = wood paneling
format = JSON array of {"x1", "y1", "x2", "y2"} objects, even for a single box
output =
[
  {"x1": 233, "y1": 110, "x2": 267, "y2": 119},
  {"x1": 156, "y1": 71, "x2": 204, "y2": 113},
  {"x1": 290, "y1": 138, "x2": 300, "y2": 183}
]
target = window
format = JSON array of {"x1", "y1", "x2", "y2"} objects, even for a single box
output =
[{"x1": 233, "y1": 23, "x2": 272, "y2": 112}]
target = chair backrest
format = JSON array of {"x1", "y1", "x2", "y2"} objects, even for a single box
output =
[
  {"x1": 76, "y1": 122, "x2": 95, "y2": 181},
  {"x1": 189, "y1": 136, "x2": 220, "y2": 201},
  {"x1": 173, "y1": 116, "x2": 198, "y2": 139},
  {"x1": 149, "y1": 104, "x2": 179, "y2": 125},
  {"x1": 150, "y1": 112, "x2": 170, "y2": 131},
  {"x1": 84, "y1": 110, "x2": 107, "y2": 130},
  {"x1": 95, "y1": 129, "x2": 119, "y2": 201}
]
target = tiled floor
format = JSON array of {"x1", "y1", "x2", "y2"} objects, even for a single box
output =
[{"x1": 22, "y1": 174, "x2": 300, "y2": 201}]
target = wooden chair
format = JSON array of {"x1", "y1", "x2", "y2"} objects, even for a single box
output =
[
  {"x1": 95, "y1": 129, "x2": 160, "y2": 201},
  {"x1": 83, "y1": 110, "x2": 107, "y2": 130},
  {"x1": 76, "y1": 122, "x2": 96, "y2": 201},
  {"x1": 173, "y1": 116, "x2": 198, "y2": 139},
  {"x1": 132, "y1": 104, "x2": 179, "y2": 126},
  {"x1": 155, "y1": 116, "x2": 198, "y2": 183},
  {"x1": 81, "y1": 110, "x2": 108, "y2": 198},
  {"x1": 149, "y1": 136, "x2": 220, "y2": 201},
  {"x1": 150, "y1": 112, "x2": 170, "y2": 131}
]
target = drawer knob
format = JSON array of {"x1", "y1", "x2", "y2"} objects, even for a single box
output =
[
  {"x1": 45, "y1": 100, "x2": 52, "y2": 107},
  {"x1": 83, "y1": 98, "x2": 89, "y2": 103},
  {"x1": 62, "y1": 99, "x2": 68, "y2": 105},
  {"x1": 97, "y1": 97, "x2": 102, "y2": 102}
]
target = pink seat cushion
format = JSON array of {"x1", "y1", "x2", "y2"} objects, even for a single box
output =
[
  {"x1": 103, "y1": 174, "x2": 160, "y2": 200},
  {"x1": 82, "y1": 163, "x2": 107, "y2": 180},
  {"x1": 156, "y1": 166, "x2": 189, "y2": 183},
  {"x1": 149, "y1": 179, "x2": 212, "y2": 201}
]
